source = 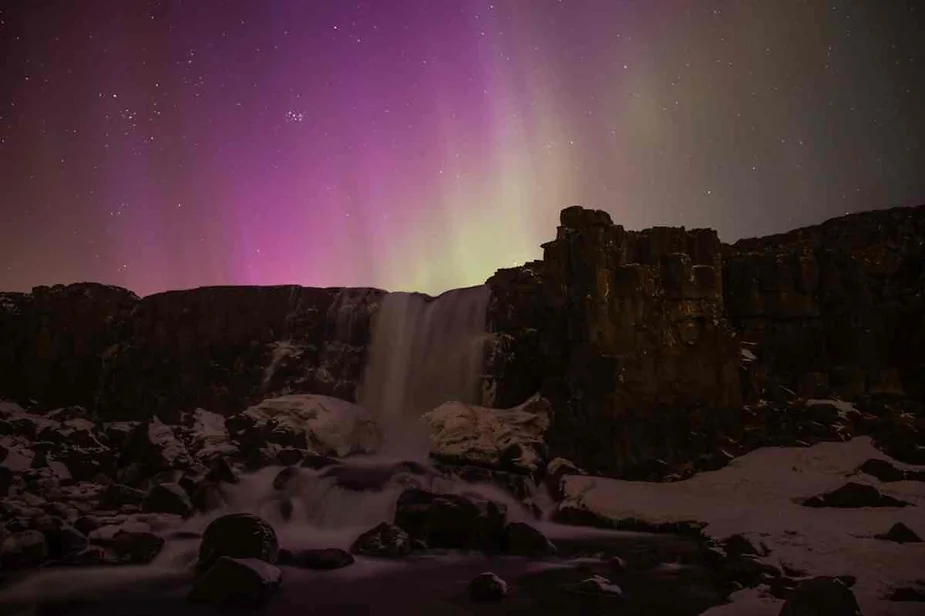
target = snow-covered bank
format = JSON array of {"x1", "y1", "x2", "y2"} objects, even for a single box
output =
[{"x1": 559, "y1": 437, "x2": 925, "y2": 615}]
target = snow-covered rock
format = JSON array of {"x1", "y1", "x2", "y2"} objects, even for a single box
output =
[
  {"x1": 237, "y1": 395, "x2": 380, "y2": 457},
  {"x1": 182, "y1": 408, "x2": 236, "y2": 460},
  {"x1": 421, "y1": 394, "x2": 551, "y2": 474},
  {"x1": 558, "y1": 436, "x2": 925, "y2": 616}
]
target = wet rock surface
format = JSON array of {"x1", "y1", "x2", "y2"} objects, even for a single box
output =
[{"x1": 196, "y1": 513, "x2": 279, "y2": 573}]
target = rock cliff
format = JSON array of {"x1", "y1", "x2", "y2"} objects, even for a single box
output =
[{"x1": 1, "y1": 203, "x2": 922, "y2": 476}]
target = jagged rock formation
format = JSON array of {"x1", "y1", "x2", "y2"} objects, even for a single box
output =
[
  {"x1": 1, "y1": 204, "x2": 922, "y2": 475},
  {"x1": 0, "y1": 286, "x2": 384, "y2": 421},
  {"x1": 724, "y1": 205, "x2": 925, "y2": 401},
  {"x1": 485, "y1": 206, "x2": 741, "y2": 475}
]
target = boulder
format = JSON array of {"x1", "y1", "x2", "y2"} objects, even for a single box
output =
[
  {"x1": 350, "y1": 523, "x2": 412, "y2": 558},
  {"x1": 888, "y1": 586, "x2": 925, "y2": 602},
  {"x1": 43, "y1": 525, "x2": 89, "y2": 560},
  {"x1": 468, "y1": 572, "x2": 507, "y2": 602},
  {"x1": 500, "y1": 522, "x2": 557, "y2": 557},
  {"x1": 111, "y1": 529, "x2": 165, "y2": 564},
  {"x1": 231, "y1": 395, "x2": 380, "y2": 457},
  {"x1": 393, "y1": 488, "x2": 507, "y2": 550},
  {"x1": 422, "y1": 395, "x2": 551, "y2": 475},
  {"x1": 188, "y1": 556, "x2": 282, "y2": 607},
  {"x1": 120, "y1": 418, "x2": 191, "y2": 475},
  {"x1": 280, "y1": 547, "x2": 354, "y2": 570},
  {"x1": 97, "y1": 483, "x2": 146, "y2": 510},
  {"x1": 566, "y1": 575, "x2": 624, "y2": 597},
  {"x1": 857, "y1": 458, "x2": 907, "y2": 482},
  {"x1": 802, "y1": 482, "x2": 911, "y2": 508},
  {"x1": 143, "y1": 482, "x2": 193, "y2": 517},
  {"x1": 0, "y1": 529, "x2": 48, "y2": 569},
  {"x1": 874, "y1": 522, "x2": 922, "y2": 544},
  {"x1": 272, "y1": 466, "x2": 299, "y2": 491},
  {"x1": 778, "y1": 576, "x2": 862, "y2": 616},
  {"x1": 197, "y1": 513, "x2": 279, "y2": 573}
]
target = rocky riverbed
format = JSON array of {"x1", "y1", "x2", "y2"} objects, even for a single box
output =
[{"x1": 2, "y1": 394, "x2": 924, "y2": 615}]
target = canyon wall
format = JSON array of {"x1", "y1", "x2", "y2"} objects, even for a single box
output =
[{"x1": 1, "y1": 203, "x2": 922, "y2": 475}]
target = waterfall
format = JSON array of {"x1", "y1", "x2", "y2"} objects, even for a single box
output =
[{"x1": 357, "y1": 285, "x2": 491, "y2": 456}]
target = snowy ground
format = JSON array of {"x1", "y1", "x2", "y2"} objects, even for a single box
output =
[{"x1": 560, "y1": 437, "x2": 925, "y2": 616}]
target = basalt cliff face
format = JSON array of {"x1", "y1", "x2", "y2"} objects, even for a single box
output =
[{"x1": 1, "y1": 204, "x2": 923, "y2": 477}]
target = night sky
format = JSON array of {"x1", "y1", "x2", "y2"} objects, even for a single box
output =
[{"x1": 1, "y1": 1, "x2": 923, "y2": 297}]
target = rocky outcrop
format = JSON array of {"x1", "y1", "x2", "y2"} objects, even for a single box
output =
[
  {"x1": 0, "y1": 285, "x2": 384, "y2": 421},
  {"x1": 1, "y1": 203, "x2": 922, "y2": 477},
  {"x1": 486, "y1": 206, "x2": 742, "y2": 475},
  {"x1": 724, "y1": 204, "x2": 925, "y2": 402}
]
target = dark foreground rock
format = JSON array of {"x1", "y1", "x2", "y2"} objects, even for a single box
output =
[
  {"x1": 350, "y1": 523, "x2": 413, "y2": 558},
  {"x1": 778, "y1": 576, "x2": 863, "y2": 616},
  {"x1": 279, "y1": 547, "x2": 355, "y2": 570},
  {"x1": 468, "y1": 572, "x2": 508, "y2": 602},
  {"x1": 500, "y1": 522, "x2": 558, "y2": 557},
  {"x1": 188, "y1": 556, "x2": 283, "y2": 607},
  {"x1": 393, "y1": 488, "x2": 508, "y2": 550},
  {"x1": 874, "y1": 522, "x2": 922, "y2": 544},
  {"x1": 196, "y1": 513, "x2": 279, "y2": 573},
  {"x1": 802, "y1": 482, "x2": 911, "y2": 508}
]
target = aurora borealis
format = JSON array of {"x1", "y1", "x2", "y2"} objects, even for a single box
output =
[{"x1": 1, "y1": 1, "x2": 923, "y2": 297}]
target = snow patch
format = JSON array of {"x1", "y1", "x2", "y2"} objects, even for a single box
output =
[
  {"x1": 243, "y1": 394, "x2": 380, "y2": 457},
  {"x1": 185, "y1": 408, "x2": 235, "y2": 459},
  {"x1": 559, "y1": 437, "x2": 925, "y2": 616}
]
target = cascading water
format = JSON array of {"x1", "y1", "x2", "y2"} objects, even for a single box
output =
[
  {"x1": 0, "y1": 284, "x2": 548, "y2": 608},
  {"x1": 357, "y1": 284, "x2": 492, "y2": 457}
]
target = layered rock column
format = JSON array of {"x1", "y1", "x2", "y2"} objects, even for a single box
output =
[
  {"x1": 723, "y1": 204, "x2": 925, "y2": 401},
  {"x1": 488, "y1": 206, "x2": 742, "y2": 475}
]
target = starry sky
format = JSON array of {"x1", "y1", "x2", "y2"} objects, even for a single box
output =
[{"x1": 1, "y1": 1, "x2": 923, "y2": 297}]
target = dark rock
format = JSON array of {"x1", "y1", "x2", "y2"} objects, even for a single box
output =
[
  {"x1": 190, "y1": 481, "x2": 226, "y2": 513},
  {"x1": 197, "y1": 513, "x2": 279, "y2": 573},
  {"x1": 836, "y1": 575, "x2": 857, "y2": 589},
  {"x1": 204, "y1": 456, "x2": 238, "y2": 484},
  {"x1": 188, "y1": 556, "x2": 282, "y2": 607},
  {"x1": 284, "y1": 547, "x2": 354, "y2": 570},
  {"x1": 468, "y1": 572, "x2": 507, "y2": 602},
  {"x1": 889, "y1": 586, "x2": 925, "y2": 602},
  {"x1": 272, "y1": 466, "x2": 299, "y2": 491},
  {"x1": 350, "y1": 523, "x2": 412, "y2": 558},
  {"x1": 0, "y1": 466, "x2": 12, "y2": 497},
  {"x1": 802, "y1": 482, "x2": 911, "y2": 508},
  {"x1": 778, "y1": 576, "x2": 862, "y2": 616},
  {"x1": 393, "y1": 488, "x2": 507, "y2": 550},
  {"x1": 500, "y1": 522, "x2": 557, "y2": 557},
  {"x1": 121, "y1": 418, "x2": 190, "y2": 475},
  {"x1": 98, "y1": 483, "x2": 146, "y2": 510},
  {"x1": 723, "y1": 534, "x2": 760, "y2": 558},
  {"x1": 73, "y1": 515, "x2": 102, "y2": 535},
  {"x1": 143, "y1": 482, "x2": 193, "y2": 517},
  {"x1": 858, "y1": 458, "x2": 907, "y2": 482},
  {"x1": 43, "y1": 525, "x2": 88, "y2": 560},
  {"x1": 875, "y1": 522, "x2": 922, "y2": 544},
  {"x1": 275, "y1": 448, "x2": 305, "y2": 467},
  {"x1": 0, "y1": 529, "x2": 48, "y2": 568},
  {"x1": 565, "y1": 575, "x2": 624, "y2": 597},
  {"x1": 300, "y1": 454, "x2": 340, "y2": 471},
  {"x1": 112, "y1": 529, "x2": 165, "y2": 564}
]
